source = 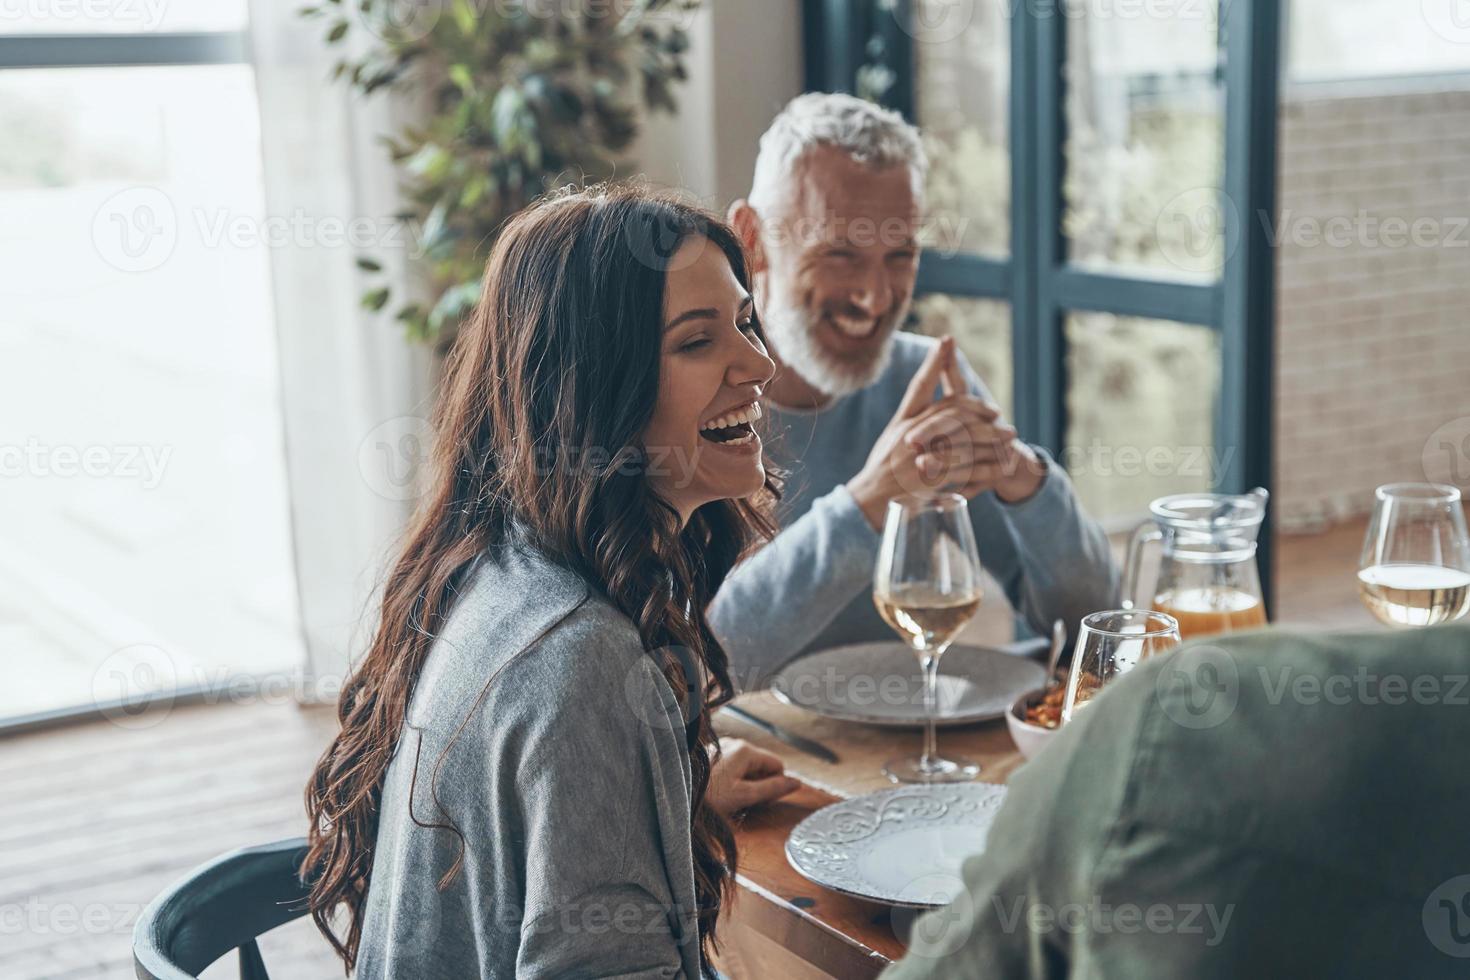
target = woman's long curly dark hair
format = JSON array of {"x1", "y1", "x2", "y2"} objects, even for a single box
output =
[{"x1": 302, "y1": 183, "x2": 780, "y2": 975}]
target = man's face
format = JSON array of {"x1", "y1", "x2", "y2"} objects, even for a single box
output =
[{"x1": 756, "y1": 145, "x2": 922, "y2": 398}]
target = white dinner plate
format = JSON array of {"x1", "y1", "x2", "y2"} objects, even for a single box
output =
[
  {"x1": 785, "y1": 783, "x2": 1009, "y2": 908},
  {"x1": 770, "y1": 641, "x2": 1045, "y2": 728}
]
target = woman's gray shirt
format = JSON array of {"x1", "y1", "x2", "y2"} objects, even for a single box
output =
[{"x1": 354, "y1": 541, "x2": 701, "y2": 979}]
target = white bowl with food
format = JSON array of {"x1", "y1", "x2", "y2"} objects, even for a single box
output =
[{"x1": 1006, "y1": 681, "x2": 1065, "y2": 761}]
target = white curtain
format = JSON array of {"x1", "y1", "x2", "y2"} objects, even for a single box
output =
[{"x1": 246, "y1": 3, "x2": 436, "y2": 698}]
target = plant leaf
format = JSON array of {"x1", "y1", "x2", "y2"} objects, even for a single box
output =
[
  {"x1": 404, "y1": 144, "x2": 450, "y2": 181},
  {"x1": 451, "y1": 0, "x2": 477, "y2": 35},
  {"x1": 306, "y1": 0, "x2": 706, "y2": 346},
  {"x1": 361, "y1": 287, "x2": 391, "y2": 311},
  {"x1": 427, "y1": 280, "x2": 481, "y2": 335}
]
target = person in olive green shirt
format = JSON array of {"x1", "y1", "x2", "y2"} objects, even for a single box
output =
[{"x1": 883, "y1": 622, "x2": 1470, "y2": 979}]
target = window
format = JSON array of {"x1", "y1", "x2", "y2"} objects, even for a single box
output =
[
  {"x1": 804, "y1": 0, "x2": 1280, "y2": 595},
  {"x1": 1289, "y1": 0, "x2": 1470, "y2": 82},
  {"x1": 0, "y1": 10, "x2": 301, "y2": 724}
]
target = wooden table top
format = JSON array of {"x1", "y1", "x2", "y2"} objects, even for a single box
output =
[{"x1": 713, "y1": 689, "x2": 1030, "y2": 975}]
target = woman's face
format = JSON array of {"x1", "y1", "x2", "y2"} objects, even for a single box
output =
[{"x1": 644, "y1": 236, "x2": 777, "y2": 524}]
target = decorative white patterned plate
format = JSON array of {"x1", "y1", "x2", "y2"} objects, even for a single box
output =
[
  {"x1": 770, "y1": 642, "x2": 1045, "y2": 728},
  {"x1": 785, "y1": 783, "x2": 1009, "y2": 908}
]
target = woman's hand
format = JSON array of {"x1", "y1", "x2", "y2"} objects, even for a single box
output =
[{"x1": 707, "y1": 737, "x2": 801, "y2": 817}]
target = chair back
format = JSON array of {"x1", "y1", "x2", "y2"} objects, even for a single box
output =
[{"x1": 133, "y1": 838, "x2": 313, "y2": 980}]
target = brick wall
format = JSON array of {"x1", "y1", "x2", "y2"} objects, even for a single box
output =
[{"x1": 1274, "y1": 81, "x2": 1470, "y2": 532}]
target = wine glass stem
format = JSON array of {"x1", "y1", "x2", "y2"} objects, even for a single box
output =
[{"x1": 921, "y1": 650, "x2": 940, "y2": 771}]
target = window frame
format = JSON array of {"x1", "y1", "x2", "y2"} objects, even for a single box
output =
[
  {"x1": 0, "y1": 31, "x2": 246, "y2": 69},
  {"x1": 803, "y1": 0, "x2": 1282, "y2": 605}
]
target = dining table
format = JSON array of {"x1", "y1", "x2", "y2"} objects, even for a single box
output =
[
  {"x1": 710, "y1": 680, "x2": 1035, "y2": 980},
  {"x1": 700, "y1": 513, "x2": 1413, "y2": 977}
]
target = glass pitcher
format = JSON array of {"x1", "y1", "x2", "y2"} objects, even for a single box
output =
[{"x1": 1121, "y1": 488, "x2": 1270, "y2": 641}]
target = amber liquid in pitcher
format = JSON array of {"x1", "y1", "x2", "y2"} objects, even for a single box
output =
[{"x1": 1153, "y1": 587, "x2": 1267, "y2": 640}]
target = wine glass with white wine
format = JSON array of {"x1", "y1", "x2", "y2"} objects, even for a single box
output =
[
  {"x1": 1357, "y1": 483, "x2": 1470, "y2": 628},
  {"x1": 874, "y1": 492, "x2": 983, "y2": 784}
]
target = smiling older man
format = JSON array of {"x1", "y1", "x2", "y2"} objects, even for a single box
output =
[{"x1": 710, "y1": 93, "x2": 1118, "y2": 687}]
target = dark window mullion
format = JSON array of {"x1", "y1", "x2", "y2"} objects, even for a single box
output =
[
  {"x1": 1219, "y1": 0, "x2": 1283, "y2": 609},
  {"x1": 878, "y1": 0, "x2": 916, "y2": 121},
  {"x1": 1025, "y1": 2, "x2": 1068, "y2": 458},
  {"x1": 1051, "y1": 267, "x2": 1218, "y2": 326},
  {"x1": 915, "y1": 252, "x2": 1010, "y2": 299},
  {"x1": 802, "y1": 0, "x2": 865, "y2": 96},
  {"x1": 1008, "y1": 5, "x2": 1039, "y2": 450}
]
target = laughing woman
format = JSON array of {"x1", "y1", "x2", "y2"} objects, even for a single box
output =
[{"x1": 303, "y1": 185, "x2": 799, "y2": 979}]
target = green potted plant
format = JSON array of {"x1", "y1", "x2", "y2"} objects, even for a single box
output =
[{"x1": 300, "y1": 0, "x2": 702, "y2": 350}]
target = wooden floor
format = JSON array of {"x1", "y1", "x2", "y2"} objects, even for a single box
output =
[
  {"x1": 0, "y1": 518, "x2": 1384, "y2": 979},
  {"x1": 0, "y1": 699, "x2": 343, "y2": 979}
]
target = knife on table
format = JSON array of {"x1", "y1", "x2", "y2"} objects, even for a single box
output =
[{"x1": 722, "y1": 704, "x2": 839, "y2": 764}]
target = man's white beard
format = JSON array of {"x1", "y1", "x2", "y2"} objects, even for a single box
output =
[{"x1": 762, "y1": 298, "x2": 908, "y2": 400}]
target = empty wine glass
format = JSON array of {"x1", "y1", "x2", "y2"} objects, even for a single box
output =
[
  {"x1": 1357, "y1": 483, "x2": 1470, "y2": 628},
  {"x1": 873, "y1": 492, "x2": 983, "y2": 784},
  {"x1": 1061, "y1": 610, "x2": 1182, "y2": 722}
]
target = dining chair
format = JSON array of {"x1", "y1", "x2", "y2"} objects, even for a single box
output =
[{"x1": 133, "y1": 837, "x2": 312, "y2": 980}]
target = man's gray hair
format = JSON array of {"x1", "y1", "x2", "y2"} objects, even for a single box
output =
[{"x1": 747, "y1": 92, "x2": 928, "y2": 212}]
